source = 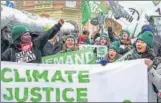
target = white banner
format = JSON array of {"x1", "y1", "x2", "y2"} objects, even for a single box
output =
[{"x1": 1, "y1": 59, "x2": 148, "y2": 102}]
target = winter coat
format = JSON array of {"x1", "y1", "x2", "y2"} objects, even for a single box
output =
[
  {"x1": 118, "y1": 48, "x2": 155, "y2": 61},
  {"x1": 108, "y1": 27, "x2": 119, "y2": 42},
  {"x1": 78, "y1": 35, "x2": 90, "y2": 44},
  {"x1": 42, "y1": 40, "x2": 62, "y2": 57},
  {"x1": 119, "y1": 38, "x2": 133, "y2": 55},
  {"x1": 1, "y1": 23, "x2": 62, "y2": 63},
  {"x1": 148, "y1": 57, "x2": 161, "y2": 102},
  {"x1": 1, "y1": 39, "x2": 10, "y2": 53}
]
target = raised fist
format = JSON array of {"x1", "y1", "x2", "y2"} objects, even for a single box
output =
[{"x1": 58, "y1": 19, "x2": 64, "y2": 25}]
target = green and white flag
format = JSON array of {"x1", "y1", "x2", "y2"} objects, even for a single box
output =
[
  {"x1": 81, "y1": 1, "x2": 109, "y2": 25},
  {"x1": 88, "y1": 1, "x2": 109, "y2": 18},
  {"x1": 79, "y1": 45, "x2": 108, "y2": 63},
  {"x1": 81, "y1": 0, "x2": 91, "y2": 25}
]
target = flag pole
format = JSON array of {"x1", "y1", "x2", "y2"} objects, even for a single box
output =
[{"x1": 131, "y1": 9, "x2": 143, "y2": 38}]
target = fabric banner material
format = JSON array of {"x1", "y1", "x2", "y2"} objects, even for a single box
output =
[
  {"x1": 79, "y1": 44, "x2": 108, "y2": 63},
  {"x1": 42, "y1": 49, "x2": 96, "y2": 64},
  {"x1": 1, "y1": 59, "x2": 148, "y2": 102}
]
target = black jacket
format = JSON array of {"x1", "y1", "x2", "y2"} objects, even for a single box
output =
[
  {"x1": 42, "y1": 40, "x2": 62, "y2": 57},
  {"x1": 1, "y1": 39, "x2": 10, "y2": 53},
  {"x1": 1, "y1": 23, "x2": 62, "y2": 63}
]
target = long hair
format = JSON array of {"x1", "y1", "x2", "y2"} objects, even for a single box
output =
[{"x1": 137, "y1": 46, "x2": 155, "y2": 60}]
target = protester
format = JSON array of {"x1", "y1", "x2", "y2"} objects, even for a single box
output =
[
  {"x1": 118, "y1": 31, "x2": 155, "y2": 61},
  {"x1": 94, "y1": 33, "x2": 111, "y2": 47},
  {"x1": 60, "y1": 34, "x2": 78, "y2": 53},
  {"x1": 119, "y1": 30, "x2": 132, "y2": 55},
  {"x1": 78, "y1": 30, "x2": 90, "y2": 44},
  {"x1": 1, "y1": 19, "x2": 64, "y2": 63},
  {"x1": 42, "y1": 35, "x2": 62, "y2": 56},
  {"x1": 1, "y1": 26, "x2": 12, "y2": 53},
  {"x1": 145, "y1": 57, "x2": 161, "y2": 102},
  {"x1": 99, "y1": 41, "x2": 121, "y2": 65},
  {"x1": 107, "y1": 27, "x2": 119, "y2": 42}
]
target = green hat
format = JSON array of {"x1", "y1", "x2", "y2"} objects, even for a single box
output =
[
  {"x1": 137, "y1": 31, "x2": 153, "y2": 48},
  {"x1": 11, "y1": 25, "x2": 29, "y2": 41},
  {"x1": 120, "y1": 30, "x2": 130, "y2": 36},
  {"x1": 64, "y1": 35, "x2": 76, "y2": 43},
  {"x1": 100, "y1": 33, "x2": 110, "y2": 41},
  {"x1": 109, "y1": 41, "x2": 120, "y2": 52}
]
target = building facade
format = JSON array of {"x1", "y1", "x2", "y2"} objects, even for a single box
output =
[{"x1": 15, "y1": 1, "x2": 81, "y2": 30}]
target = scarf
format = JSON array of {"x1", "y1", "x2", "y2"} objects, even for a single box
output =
[{"x1": 18, "y1": 42, "x2": 33, "y2": 51}]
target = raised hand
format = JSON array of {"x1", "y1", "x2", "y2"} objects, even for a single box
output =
[{"x1": 58, "y1": 19, "x2": 64, "y2": 25}]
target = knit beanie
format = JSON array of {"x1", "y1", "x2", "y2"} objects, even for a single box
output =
[
  {"x1": 64, "y1": 34, "x2": 77, "y2": 43},
  {"x1": 120, "y1": 30, "x2": 130, "y2": 36},
  {"x1": 11, "y1": 25, "x2": 29, "y2": 41},
  {"x1": 109, "y1": 41, "x2": 120, "y2": 53},
  {"x1": 100, "y1": 33, "x2": 110, "y2": 41},
  {"x1": 142, "y1": 25, "x2": 153, "y2": 33},
  {"x1": 137, "y1": 31, "x2": 153, "y2": 48}
]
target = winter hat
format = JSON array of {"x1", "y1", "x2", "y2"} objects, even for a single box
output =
[
  {"x1": 120, "y1": 30, "x2": 130, "y2": 36},
  {"x1": 11, "y1": 25, "x2": 29, "y2": 41},
  {"x1": 100, "y1": 33, "x2": 110, "y2": 41},
  {"x1": 64, "y1": 34, "x2": 77, "y2": 43},
  {"x1": 137, "y1": 31, "x2": 153, "y2": 48},
  {"x1": 109, "y1": 41, "x2": 120, "y2": 53},
  {"x1": 142, "y1": 25, "x2": 153, "y2": 33}
]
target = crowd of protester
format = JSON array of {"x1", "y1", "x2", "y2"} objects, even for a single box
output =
[{"x1": 1, "y1": 18, "x2": 161, "y2": 102}]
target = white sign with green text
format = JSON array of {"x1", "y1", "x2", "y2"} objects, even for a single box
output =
[{"x1": 1, "y1": 59, "x2": 148, "y2": 102}]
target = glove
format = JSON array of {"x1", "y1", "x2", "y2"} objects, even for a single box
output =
[{"x1": 100, "y1": 59, "x2": 109, "y2": 66}]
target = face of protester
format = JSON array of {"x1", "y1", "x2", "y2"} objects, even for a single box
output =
[
  {"x1": 65, "y1": 37, "x2": 75, "y2": 49},
  {"x1": 83, "y1": 34, "x2": 89, "y2": 40},
  {"x1": 136, "y1": 39, "x2": 147, "y2": 53},
  {"x1": 100, "y1": 37, "x2": 107, "y2": 45},
  {"x1": 20, "y1": 32, "x2": 31, "y2": 44},
  {"x1": 122, "y1": 32, "x2": 129, "y2": 40},
  {"x1": 108, "y1": 49, "x2": 117, "y2": 60}
]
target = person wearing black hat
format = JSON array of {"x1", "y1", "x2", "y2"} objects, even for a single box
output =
[{"x1": 1, "y1": 19, "x2": 64, "y2": 63}]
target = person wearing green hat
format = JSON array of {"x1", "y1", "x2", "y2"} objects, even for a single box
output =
[
  {"x1": 119, "y1": 31, "x2": 155, "y2": 61},
  {"x1": 99, "y1": 41, "x2": 121, "y2": 65},
  {"x1": 59, "y1": 34, "x2": 78, "y2": 53},
  {"x1": 94, "y1": 33, "x2": 111, "y2": 47},
  {"x1": 119, "y1": 29, "x2": 132, "y2": 55},
  {"x1": 1, "y1": 19, "x2": 64, "y2": 63}
]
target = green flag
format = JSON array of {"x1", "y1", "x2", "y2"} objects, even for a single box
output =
[
  {"x1": 81, "y1": 0, "x2": 91, "y2": 25},
  {"x1": 89, "y1": 1, "x2": 109, "y2": 18}
]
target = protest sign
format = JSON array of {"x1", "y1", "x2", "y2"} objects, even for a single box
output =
[
  {"x1": 1, "y1": 59, "x2": 148, "y2": 102},
  {"x1": 79, "y1": 45, "x2": 108, "y2": 63},
  {"x1": 42, "y1": 49, "x2": 96, "y2": 64}
]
